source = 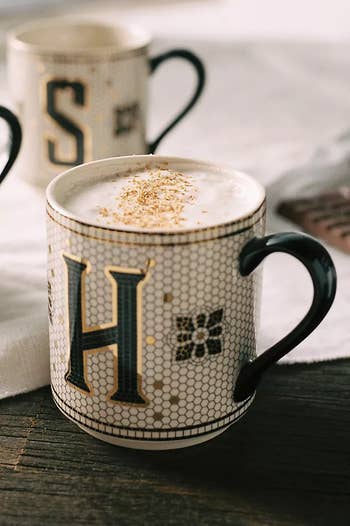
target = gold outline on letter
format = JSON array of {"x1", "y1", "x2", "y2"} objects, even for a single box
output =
[
  {"x1": 62, "y1": 253, "x2": 153, "y2": 406},
  {"x1": 42, "y1": 75, "x2": 92, "y2": 169}
]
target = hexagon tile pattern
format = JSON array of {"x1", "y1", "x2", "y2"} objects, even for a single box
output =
[{"x1": 47, "y1": 201, "x2": 265, "y2": 442}]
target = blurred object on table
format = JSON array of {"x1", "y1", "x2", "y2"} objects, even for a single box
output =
[
  {"x1": 278, "y1": 187, "x2": 350, "y2": 254},
  {"x1": 270, "y1": 129, "x2": 350, "y2": 254}
]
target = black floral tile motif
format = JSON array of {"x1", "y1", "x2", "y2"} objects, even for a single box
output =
[
  {"x1": 114, "y1": 102, "x2": 140, "y2": 136},
  {"x1": 175, "y1": 308, "x2": 224, "y2": 361}
]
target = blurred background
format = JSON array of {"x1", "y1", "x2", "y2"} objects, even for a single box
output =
[
  {"x1": 1, "y1": 0, "x2": 350, "y2": 43},
  {"x1": 2, "y1": 0, "x2": 350, "y2": 178}
]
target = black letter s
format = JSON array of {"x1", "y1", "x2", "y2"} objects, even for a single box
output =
[{"x1": 46, "y1": 80, "x2": 85, "y2": 166}]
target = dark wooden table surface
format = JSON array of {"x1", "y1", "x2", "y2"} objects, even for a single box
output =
[{"x1": 1, "y1": 360, "x2": 350, "y2": 526}]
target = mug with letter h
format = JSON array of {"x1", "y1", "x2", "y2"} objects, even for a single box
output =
[{"x1": 46, "y1": 155, "x2": 337, "y2": 450}]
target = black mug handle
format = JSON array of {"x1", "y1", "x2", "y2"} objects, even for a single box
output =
[
  {"x1": 148, "y1": 49, "x2": 205, "y2": 154},
  {"x1": 0, "y1": 105, "x2": 22, "y2": 184},
  {"x1": 233, "y1": 232, "x2": 337, "y2": 403}
]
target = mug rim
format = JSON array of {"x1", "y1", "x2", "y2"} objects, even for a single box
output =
[
  {"x1": 46, "y1": 155, "x2": 266, "y2": 237},
  {"x1": 7, "y1": 18, "x2": 151, "y2": 58}
]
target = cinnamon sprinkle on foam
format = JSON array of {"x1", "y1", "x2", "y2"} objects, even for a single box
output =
[{"x1": 98, "y1": 168, "x2": 197, "y2": 229}]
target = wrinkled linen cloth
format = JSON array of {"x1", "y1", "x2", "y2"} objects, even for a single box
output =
[{"x1": 0, "y1": 174, "x2": 48, "y2": 399}]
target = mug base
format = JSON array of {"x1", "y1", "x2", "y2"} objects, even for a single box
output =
[{"x1": 77, "y1": 423, "x2": 229, "y2": 450}]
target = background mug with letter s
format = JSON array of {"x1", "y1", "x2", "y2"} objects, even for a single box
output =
[
  {"x1": 46, "y1": 155, "x2": 337, "y2": 450},
  {"x1": 7, "y1": 20, "x2": 205, "y2": 189}
]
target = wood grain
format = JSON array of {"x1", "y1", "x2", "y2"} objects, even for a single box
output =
[{"x1": 1, "y1": 360, "x2": 350, "y2": 526}]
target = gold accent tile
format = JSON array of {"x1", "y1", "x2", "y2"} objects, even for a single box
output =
[{"x1": 163, "y1": 292, "x2": 173, "y2": 303}]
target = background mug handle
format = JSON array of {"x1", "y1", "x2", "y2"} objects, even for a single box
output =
[
  {"x1": 233, "y1": 232, "x2": 337, "y2": 402},
  {"x1": 148, "y1": 49, "x2": 206, "y2": 154},
  {"x1": 0, "y1": 106, "x2": 22, "y2": 184}
]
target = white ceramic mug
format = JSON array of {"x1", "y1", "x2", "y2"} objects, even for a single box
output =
[
  {"x1": 46, "y1": 155, "x2": 336, "y2": 450},
  {"x1": 7, "y1": 20, "x2": 205, "y2": 188}
]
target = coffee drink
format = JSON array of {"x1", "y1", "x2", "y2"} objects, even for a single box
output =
[{"x1": 63, "y1": 164, "x2": 261, "y2": 231}]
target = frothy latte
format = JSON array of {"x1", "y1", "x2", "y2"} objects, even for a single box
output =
[{"x1": 63, "y1": 164, "x2": 261, "y2": 231}]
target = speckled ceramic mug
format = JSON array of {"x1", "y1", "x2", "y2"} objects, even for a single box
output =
[
  {"x1": 7, "y1": 19, "x2": 205, "y2": 189},
  {"x1": 46, "y1": 155, "x2": 336, "y2": 450}
]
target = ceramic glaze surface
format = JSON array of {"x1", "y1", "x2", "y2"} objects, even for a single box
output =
[{"x1": 47, "y1": 156, "x2": 266, "y2": 449}]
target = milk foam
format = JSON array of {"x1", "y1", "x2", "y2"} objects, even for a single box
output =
[{"x1": 63, "y1": 165, "x2": 262, "y2": 231}]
